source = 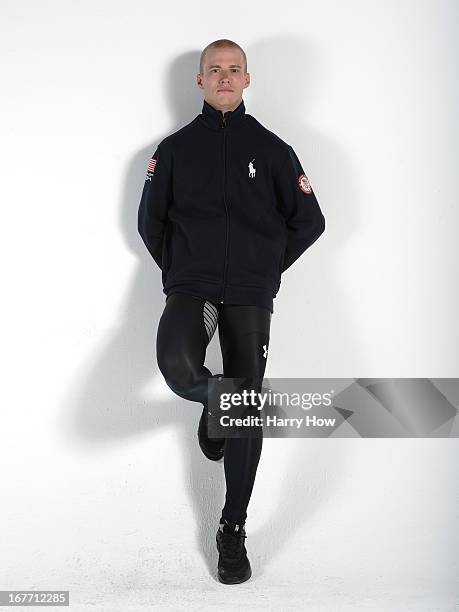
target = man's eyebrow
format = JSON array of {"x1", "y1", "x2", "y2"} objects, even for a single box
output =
[{"x1": 208, "y1": 64, "x2": 242, "y2": 69}]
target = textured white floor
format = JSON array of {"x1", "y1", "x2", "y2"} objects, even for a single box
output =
[
  {"x1": 64, "y1": 581, "x2": 458, "y2": 612},
  {"x1": 9, "y1": 559, "x2": 456, "y2": 611},
  {"x1": 3, "y1": 522, "x2": 457, "y2": 612}
]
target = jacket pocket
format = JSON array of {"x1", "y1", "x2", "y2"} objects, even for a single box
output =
[
  {"x1": 278, "y1": 250, "x2": 285, "y2": 277},
  {"x1": 161, "y1": 223, "x2": 173, "y2": 283},
  {"x1": 275, "y1": 250, "x2": 285, "y2": 293}
]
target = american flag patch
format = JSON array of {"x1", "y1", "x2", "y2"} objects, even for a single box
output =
[{"x1": 147, "y1": 158, "x2": 157, "y2": 174}]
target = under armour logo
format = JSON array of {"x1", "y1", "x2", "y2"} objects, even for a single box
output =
[
  {"x1": 248, "y1": 158, "x2": 256, "y2": 178},
  {"x1": 262, "y1": 344, "x2": 268, "y2": 358}
]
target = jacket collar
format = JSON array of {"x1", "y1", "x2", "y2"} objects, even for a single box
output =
[{"x1": 198, "y1": 98, "x2": 246, "y2": 130}]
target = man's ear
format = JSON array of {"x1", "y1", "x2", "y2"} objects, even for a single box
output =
[
  {"x1": 244, "y1": 73, "x2": 251, "y2": 89},
  {"x1": 196, "y1": 74, "x2": 204, "y2": 89}
]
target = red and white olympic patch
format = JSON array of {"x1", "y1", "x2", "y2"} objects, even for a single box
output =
[{"x1": 298, "y1": 173, "x2": 312, "y2": 194}]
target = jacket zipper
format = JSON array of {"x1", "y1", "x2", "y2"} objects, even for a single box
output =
[{"x1": 220, "y1": 113, "x2": 229, "y2": 304}]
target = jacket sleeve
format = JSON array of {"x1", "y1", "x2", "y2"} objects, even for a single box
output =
[
  {"x1": 274, "y1": 146, "x2": 325, "y2": 273},
  {"x1": 138, "y1": 143, "x2": 172, "y2": 270}
]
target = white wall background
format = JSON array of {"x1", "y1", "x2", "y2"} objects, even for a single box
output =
[{"x1": 1, "y1": 0, "x2": 458, "y2": 610}]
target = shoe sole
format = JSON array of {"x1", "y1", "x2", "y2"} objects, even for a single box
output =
[
  {"x1": 216, "y1": 536, "x2": 252, "y2": 584},
  {"x1": 198, "y1": 433, "x2": 225, "y2": 461},
  {"x1": 198, "y1": 440, "x2": 225, "y2": 461}
]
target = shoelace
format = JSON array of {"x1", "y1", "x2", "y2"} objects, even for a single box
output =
[{"x1": 219, "y1": 529, "x2": 247, "y2": 559}]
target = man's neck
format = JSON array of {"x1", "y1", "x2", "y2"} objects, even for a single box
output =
[{"x1": 205, "y1": 98, "x2": 242, "y2": 114}]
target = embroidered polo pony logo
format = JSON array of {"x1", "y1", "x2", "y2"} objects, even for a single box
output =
[{"x1": 248, "y1": 158, "x2": 256, "y2": 178}]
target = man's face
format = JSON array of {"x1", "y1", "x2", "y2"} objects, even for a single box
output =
[{"x1": 197, "y1": 47, "x2": 250, "y2": 112}]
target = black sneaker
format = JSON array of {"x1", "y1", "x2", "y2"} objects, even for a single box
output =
[
  {"x1": 198, "y1": 401, "x2": 225, "y2": 461},
  {"x1": 216, "y1": 519, "x2": 252, "y2": 584}
]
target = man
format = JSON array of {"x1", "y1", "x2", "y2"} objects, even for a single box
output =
[{"x1": 138, "y1": 39, "x2": 325, "y2": 584}]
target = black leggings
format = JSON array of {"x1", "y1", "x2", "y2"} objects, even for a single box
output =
[{"x1": 156, "y1": 292, "x2": 271, "y2": 525}]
